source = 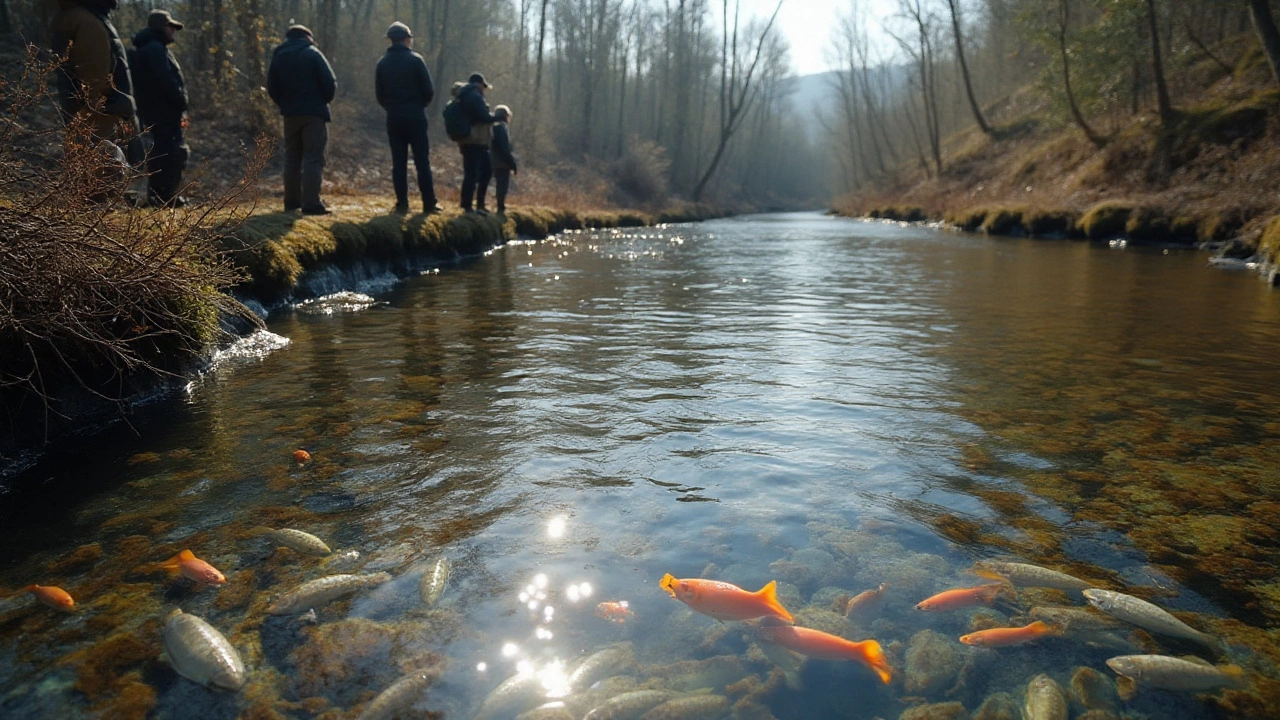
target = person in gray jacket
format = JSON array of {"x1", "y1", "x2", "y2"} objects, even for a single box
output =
[
  {"x1": 375, "y1": 21, "x2": 440, "y2": 214},
  {"x1": 267, "y1": 24, "x2": 336, "y2": 215}
]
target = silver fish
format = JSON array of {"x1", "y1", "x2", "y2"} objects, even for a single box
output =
[
  {"x1": 1106, "y1": 655, "x2": 1248, "y2": 693},
  {"x1": 1082, "y1": 589, "x2": 1218, "y2": 649},
  {"x1": 419, "y1": 555, "x2": 452, "y2": 606},
  {"x1": 1030, "y1": 606, "x2": 1127, "y2": 633},
  {"x1": 976, "y1": 561, "x2": 1092, "y2": 593},
  {"x1": 583, "y1": 690, "x2": 677, "y2": 720},
  {"x1": 515, "y1": 702, "x2": 575, "y2": 720},
  {"x1": 639, "y1": 695, "x2": 729, "y2": 720},
  {"x1": 261, "y1": 528, "x2": 331, "y2": 556},
  {"x1": 1024, "y1": 673, "x2": 1068, "y2": 720},
  {"x1": 355, "y1": 668, "x2": 439, "y2": 720},
  {"x1": 568, "y1": 642, "x2": 636, "y2": 691},
  {"x1": 473, "y1": 671, "x2": 542, "y2": 720},
  {"x1": 161, "y1": 609, "x2": 246, "y2": 691},
  {"x1": 267, "y1": 573, "x2": 392, "y2": 615}
]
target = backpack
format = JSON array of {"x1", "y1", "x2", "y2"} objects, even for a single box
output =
[{"x1": 442, "y1": 97, "x2": 470, "y2": 142}]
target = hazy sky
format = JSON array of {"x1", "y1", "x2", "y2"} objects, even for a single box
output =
[{"x1": 732, "y1": 0, "x2": 898, "y2": 77}]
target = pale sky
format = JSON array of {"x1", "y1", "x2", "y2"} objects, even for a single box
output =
[{"x1": 732, "y1": 0, "x2": 898, "y2": 77}]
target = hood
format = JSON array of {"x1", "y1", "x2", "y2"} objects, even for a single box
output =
[
  {"x1": 273, "y1": 36, "x2": 313, "y2": 57},
  {"x1": 131, "y1": 27, "x2": 163, "y2": 48},
  {"x1": 457, "y1": 82, "x2": 482, "y2": 101}
]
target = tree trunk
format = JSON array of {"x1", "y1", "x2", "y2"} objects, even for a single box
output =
[
  {"x1": 1144, "y1": 0, "x2": 1172, "y2": 126},
  {"x1": 1248, "y1": 0, "x2": 1280, "y2": 90},
  {"x1": 945, "y1": 0, "x2": 991, "y2": 135},
  {"x1": 1056, "y1": 0, "x2": 1105, "y2": 147},
  {"x1": 528, "y1": 0, "x2": 549, "y2": 159}
]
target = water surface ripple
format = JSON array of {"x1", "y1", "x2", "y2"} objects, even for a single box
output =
[{"x1": 3, "y1": 213, "x2": 1280, "y2": 719}]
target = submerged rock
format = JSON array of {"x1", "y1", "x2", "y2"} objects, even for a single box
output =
[
  {"x1": 1069, "y1": 666, "x2": 1119, "y2": 711},
  {"x1": 638, "y1": 694, "x2": 729, "y2": 720},
  {"x1": 650, "y1": 655, "x2": 749, "y2": 693},
  {"x1": 971, "y1": 692, "x2": 1020, "y2": 720},
  {"x1": 904, "y1": 630, "x2": 964, "y2": 697},
  {"x1": 899, "y1": 701, "x2": 971, "y2": 720}
]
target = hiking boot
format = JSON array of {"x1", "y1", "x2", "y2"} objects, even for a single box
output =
[
  {"x1": 393, "y1": 203, "x2": 410, "y2": 214},
  {"x1": 301, "y1": 204, "x2": 332, "y2": 216},
  {"x1": 424, "y1": 203, "x2": 444, "y2": 214},
  {"x1": 475, "y1": 207, "x2": 489, "y2": 216}
]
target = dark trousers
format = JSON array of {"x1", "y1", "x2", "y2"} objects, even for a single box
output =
[
  {"x1": 146, "y1": 122, "x2": 186, "y2": 202},
  {"x1": 387, "y1": 112, "x2": 436, "y2": 208},
  {"x1": 459, "y1": 143, "x2": 492, "y2": 210},
  {"x1": 493, "y1": 168, "x2": 511, "y2": 212},
  {"x1": 283, "y1": 115, "x2": 328, "y2": 211}
]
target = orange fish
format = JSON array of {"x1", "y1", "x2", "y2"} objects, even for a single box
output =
[
  {"x1": 659, "y1": 573, "x2": 794, "y2": 623},
  {"x1": 293, "y1": 449, "x2": 311, "y2": 463},
  {"x1": 595, "y1": 600, "x2": 636, "y2": 624},
  {"x1": 24, "y1": 584, "x2": 75, "y2": 610},
  {"x1": 845, "y1": 582, "x2": 889, "y2": 620},
  {"x1": 916, "y1": 584, "x2": 1005, "y2": 612},
  {"x1": 959, "y1": 620, "x2": 1062, "y2": 648},
  {"x1": 758, "y1": 621, "x2": 892, "y2": 684},
  {"x1": 158, "y1": 549, "x2": 226, "y2": 586}
]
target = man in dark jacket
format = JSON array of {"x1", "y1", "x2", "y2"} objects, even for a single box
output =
[
  {"x1": 267, "y1": 24, "x2": 337, "y2": 215},
  {"x1": 131, "y1": 9, "x2": 189, "y2": 206},
  {"x1": 490, "y1": 105, "x2": 517, "y2": 214},
  {"x1": 51, "y1": 0, "x2": 136, "y2": 143},
  {"x1": 455, "y1": 72, "x2": 498, "y2": 214},
  {"x1": 375, "y1": 21, "x2": 441, "y2": 214}
]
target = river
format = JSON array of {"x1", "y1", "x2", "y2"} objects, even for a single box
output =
[{"x1": 2, "y1": 212, "x2": 1279, "y2": 719}]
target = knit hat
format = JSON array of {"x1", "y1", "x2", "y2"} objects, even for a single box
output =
[{"x1": 494, "y1": 105, "x2": 511, "y2": 120}]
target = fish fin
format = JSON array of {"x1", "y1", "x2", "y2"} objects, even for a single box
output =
[
  {"x1": 756, "y1": 580, "x2": 795, "y2": 624},
  {"x1": 156, "y1": 553, "x2": 184, "y2": 571},
  {"x1": 659, "y1": 573, "x2": 677, "y2": 597},
  {"x1": 178, "y1": 549, "x2": 195, "y2": 561},
  {"x1": 1115, "y1": 675, "x2": 1138, "y2": 702},
  {"x1": 858, "y1": 640, "x2": 893, "y2": 684},
  {"x1": 972, "y1": 568, "x2": 1007, "y2": 582},
  {"x1": 1030, "y1": 620, "x2": 1064, "y2": 637},
  {"x1": 20, "y1": 585, "x2": 38, "y2": 594}
]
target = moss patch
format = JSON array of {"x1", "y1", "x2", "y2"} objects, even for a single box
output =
[{"x1": 1079, "y1": 202, "x2": 1133, "y2": 240}]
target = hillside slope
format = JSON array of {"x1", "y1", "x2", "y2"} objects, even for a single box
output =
[{"x1": 833, "y1": 36, "x2": 1280, "y2": 267}]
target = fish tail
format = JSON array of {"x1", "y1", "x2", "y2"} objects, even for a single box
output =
[
  {"x1": 857, "y1": 639, "x2": 893, "y2": 684},
  {"x1": 247, "y1": 526, "x2": 275, "y2": 537},
  {"x1": 756, "y1": 580, "x2": 794, "y2": 624},
  {"x1": 157, "y1": 550, "x2": 193, "y2": 571},
  {"x1": 659, "y1": 573, "x2": 677, "y2": 597},
  {"x1": 972, "y1": 568, "x2": 1007, "y2": 583},
  {"x1": 1032, "y1": 620, "x2": 1064, "y2": 637},
  {"x1": 1222, "y1": 664, "x2": 1250, "y2": 690}
]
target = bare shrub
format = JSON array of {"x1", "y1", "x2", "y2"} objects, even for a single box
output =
[
  {"x1": 0, "y1": 46, "x2": 267, "y2": 440},
  {"x1": 611, "y1": 138, "x2": 670, "y2": 207}
]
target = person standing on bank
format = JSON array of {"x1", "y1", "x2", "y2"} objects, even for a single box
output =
[
  {"x1": 51, "y1": 0, "x2": 137, "y2": 145},
  {"x1": 267, "y1": 24, "x2": 337, "y2": 215},
  {"x1": 375, "y1": 21, "x2": 442, "y2": 215},
  {"x1": 131, "y1": 9, "x2": 189, "y2": 206},
  {"x1": 490, "y1": 105, "x2": 517, "y2": 214},
  {"x1": 455, "y1": 72, "x2": 498, "y2": 214}
]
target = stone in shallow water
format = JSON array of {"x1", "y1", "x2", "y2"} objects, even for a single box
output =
[
  {"x1": 899, "y1": 701, "x2": 971, "y2": 720},
  {"x1": 904, "y1": 629, "x2": 964, "y2": 697},
  {"x1": 972, "y1": 691, "x2": 1020, "y2": 720}
]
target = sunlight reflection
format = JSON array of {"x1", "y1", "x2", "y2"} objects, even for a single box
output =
[
  {"x1": 538, "y1": 660, "x2": 571, "y2": 698},
  {"x1": 547, "y1": 516, "x2": 567, "y2": 538},
  {"x1": 501, "y1": 642, "x2": 519, "y2": 658}
]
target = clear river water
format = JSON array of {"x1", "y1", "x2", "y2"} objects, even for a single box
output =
[{"x1": 3, "y1": 213, "x2": 1280, "y2": 719}]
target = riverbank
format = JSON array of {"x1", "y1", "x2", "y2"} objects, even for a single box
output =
[
  {"x1": 0, "y1": 197, "x2": 726, "y2": 480},
  {"x1": 831, "y1": 34, "x2": 1280, "y2": 282},
  {"x1": 227, "y1": 197, "x2": 724, "y2": 310}
]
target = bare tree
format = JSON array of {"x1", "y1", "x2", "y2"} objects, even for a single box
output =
[
  {"x1": 1054, "y1": 0, "x2": 1106, "y2": 147},
  {"x1": 944, "y1": 0, "x2": 991, "y2": 135},
  {"x1": 690, "y1": 0, "x2": 783, "y2": 201}
]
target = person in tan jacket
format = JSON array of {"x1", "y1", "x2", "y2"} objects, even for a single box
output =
[{"x1": 51, "y1": 0, "x2": 136, "y2": 143}]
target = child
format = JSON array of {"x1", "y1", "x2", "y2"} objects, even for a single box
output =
[{"x1": 490, "y1": 105, "x2": 517, "y2": 214}]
